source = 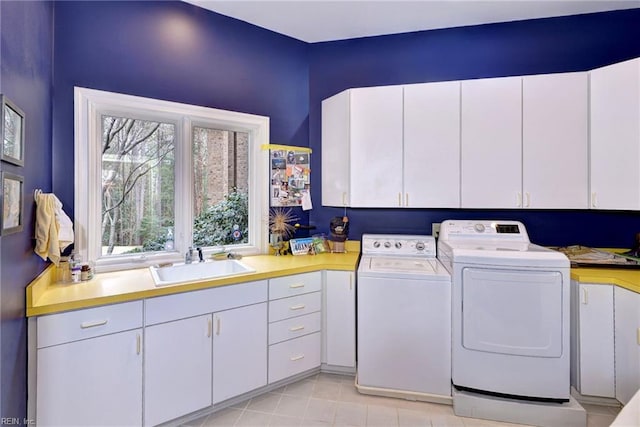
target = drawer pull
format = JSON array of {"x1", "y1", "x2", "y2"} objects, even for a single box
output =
[
  {"x1": 289, "y1": 283, "x2": 305, "y2": 289},
  {"x1": 290, "y1": 304, "x2": 306, "y2": 311},
  {"x1": 216, "y1": 317, "x2": 221, "y2": 335},
  {"x1": 289, "y1": 325, "x2": 305, "y2": 332},
  {"x1": 136, "y1": 333, "x2": 141, "y2": 355},
  {"x1": 290, "y1": 354, "x2": 305, "y2": 361},
  {"x1": 80, "y1": 320, "x2": 108, "y2": 329},
  {"x1": 208, "y1": 318, "x2": 212, "y2": 338}
]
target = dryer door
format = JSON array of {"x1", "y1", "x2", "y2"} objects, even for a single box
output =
[{"x1": 461, "y1": 267, "x2": 563, "y2": 358}]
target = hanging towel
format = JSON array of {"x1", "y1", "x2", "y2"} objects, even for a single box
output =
[{"x1": 34, "y1": 192, "x2": 74, "y2": 265}]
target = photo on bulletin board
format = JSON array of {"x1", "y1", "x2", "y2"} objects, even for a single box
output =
[{"x1": 270, "y1": 148, "x2": 311, "y2": 207}]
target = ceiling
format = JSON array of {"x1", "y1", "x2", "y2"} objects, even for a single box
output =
[{"x1": 184, "y1": 0, "x2": 640, "y2": 43}]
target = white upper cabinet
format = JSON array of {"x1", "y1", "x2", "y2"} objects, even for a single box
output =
[
  {"x1": 590, "y1": 58, "x2": 640, "y2": 210},
  {"x1": 522, "y1": 72, "x2": 589, "y2": 209},
  {"x1": 350, "y1": 86, "x2": 404, "y2": 207},
  {"x1": 322, "y1": 83, "x2": 459, "y2": 208},
  {"x1": 322, "y1": 86, "x2": 404, "y2": 207},
  {"x1": 404, "y1": 81, "x2": 461, "y2": 208},
  {"x1": 321, "y1": 90, "x2": 352, "y2": 207},
  {"x1": 461, "y1": 76, "x2": 522, "y2": 208}
]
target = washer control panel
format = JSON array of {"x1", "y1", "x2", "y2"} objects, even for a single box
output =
[{"x1": 362, "y1": 234, "x2": 436, "y2": 257}]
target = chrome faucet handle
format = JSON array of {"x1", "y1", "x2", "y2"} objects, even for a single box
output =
[{"x1": 197, "y1": 247, "x2": 204, "y2": 262}]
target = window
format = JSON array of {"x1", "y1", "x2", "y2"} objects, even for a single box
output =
[{"x1": 75, "y1": 87, "x2": 269, "y2": 271}]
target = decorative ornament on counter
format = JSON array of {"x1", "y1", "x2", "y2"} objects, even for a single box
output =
[
  {"x1": 268, "y1": 207, "x2": 298, "y2": 256},
  {"x1": 329, "y1": 216, "x2": 349, "y2": 253}
]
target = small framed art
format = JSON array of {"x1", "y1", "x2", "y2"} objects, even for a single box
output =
[
  {"x1": 1, "y1": 172, "x2": 24, "y2": 235},
  {"x1": 1, "y1": 95, "x2": 25, "y2": 166}
]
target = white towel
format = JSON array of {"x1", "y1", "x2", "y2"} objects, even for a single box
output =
[{"x1": 34, "y1": 192, "x2": 74, "y2": 266}]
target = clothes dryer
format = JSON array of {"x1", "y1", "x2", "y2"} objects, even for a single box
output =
[{"x1": 437, "y1": 220, "x2": 570, "y2": 402}]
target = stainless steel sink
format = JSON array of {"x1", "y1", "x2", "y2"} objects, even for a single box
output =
[{"x1": 149, "y1": 260, "x2": 255, "y2": 287}]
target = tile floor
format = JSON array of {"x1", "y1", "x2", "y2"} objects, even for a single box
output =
[{"x1": 182, "y1": 373, "x2": 621, "y2": 427}]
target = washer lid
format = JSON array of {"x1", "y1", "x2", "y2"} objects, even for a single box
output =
[{"x1": 362, "y1": 257, "x2": 450, "y2": 279}]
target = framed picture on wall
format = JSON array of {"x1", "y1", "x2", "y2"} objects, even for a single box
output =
[
  {"x1": 1, "y1": 95, "x2": 25, "y2": 166},
  {"x1": 1, "y1": 172, "x2": 24, "y2": 235}
]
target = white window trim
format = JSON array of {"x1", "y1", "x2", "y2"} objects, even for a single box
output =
[{"x1": 74, "y1": 87, "x2": 269, "y2": 272}]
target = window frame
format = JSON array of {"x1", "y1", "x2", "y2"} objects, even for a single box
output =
[{"x1": 74, "y1": 87, "x2": 269, "y2": 272}]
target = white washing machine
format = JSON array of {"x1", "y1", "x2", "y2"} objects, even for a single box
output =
[
  {"x1": 356, "y1": 234, "x2": 452, "y2": 403},
  {"x1": 437, "y1": 220, "x2": 570, "y2": 402}
]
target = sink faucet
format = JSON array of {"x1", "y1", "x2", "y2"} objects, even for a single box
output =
[
  {"x1": 197, "y1": 247, "x2": 204, "y2": 262},
  {"x1": 185, "y1": 247, "x2": 194, "y2": 264}
]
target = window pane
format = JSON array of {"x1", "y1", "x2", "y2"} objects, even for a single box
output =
[
  {"x1": 192, "y1": 127, "x2": 249, "y2": 248},
  {"x1": 101, "y1": 115, "x2": 175, "y2": 256}
]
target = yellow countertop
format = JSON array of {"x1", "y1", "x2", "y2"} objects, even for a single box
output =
[
  {"x1": 26, "y1": 242, "x2": 640, "y2": 317},
  {"x1": 570, "y1": 267, "x2": 640, "y2": 294},
  {"x1": 27, "y1": 248, "x2": 360, "y2": 317}
]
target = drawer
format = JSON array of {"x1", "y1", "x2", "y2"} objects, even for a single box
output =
[
  {"x1": 268, "y1": 332, "x2": 321, "y2": 384},
  {"x1": 145, "y1": 280, "x2": 267, "y2": 325},
  {"x1": 37, "y1": 301, "x2": 143, "y2": 348},
  {"x1": 269, "y1": 292, "x2": 321, "y2": 323},
  {"x1": 269, "y1": 312, "x2": 321, "y2": 345},
  {"x1": 269, "y1": 272, "x2": 322, "y2": 300}
]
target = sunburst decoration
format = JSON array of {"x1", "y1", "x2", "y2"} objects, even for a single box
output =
[{"x1": 269, "y1": 207, "x2": 298, "y2": 239}]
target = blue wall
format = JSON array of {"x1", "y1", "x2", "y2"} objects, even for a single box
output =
[
  {"x1": 1, "y1": 1, "x2": 640, "y2": 422},
  {"x1": 52, "y1": 0, "x2": 310, "y2": 218},
  {"x1": 308, "y1": 9, "x2": 640, "y2": 247},
  {"x1": 0, "y1": 0, "x2": 53, "y2": 421}
]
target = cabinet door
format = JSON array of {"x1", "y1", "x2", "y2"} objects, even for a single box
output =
[
  {"x1": 213, "y1": 303, "x2": 267, "y2": 404},
  {"x1": 37, "y1": 329, "x2": 142, "y2": 427},
  {"x1": 522, "y1": 72, "x2": 588, "y2": 209},
  {"x1": 614, "y1": 286, "x2": 640, "y2": 405},
  {"x1": 144, "y1": 315, "x2": 212, "y2": 426},
  {"x1": 322, "y1": 90, "x2": 351, "y2": 207},
  {"x1": 324, "y1": 271, "x2": 355, "y2": 368},
  {"x1": 576, "y1": 283, "x2": 615, "y2": 397},
  {"x1": 350, "y1": 86, "x2": 404, "y2": 207},
  {"x1": 590, "y1": 58, "x2": 640, "y2": 210},
  {"x1": 461, "y1": 76, "x2": 522, "y2": 208},
  {"x1": 404, "y1": 81, "x2": 461, "y2": 208}
]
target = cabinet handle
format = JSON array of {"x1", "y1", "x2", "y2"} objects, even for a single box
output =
[
  {"x1": 290, "y1": 354, "x2": 305, "y2": 361},
  {"x1": 136, "y1": 333, "x2": 141, "y2": 355},
  {"x1": 80, "y1": 319, "x2": 108, "y2": 329},
  {"x1": 582, "y1": 288, "x2": 588, "y2": 305},
  {"x1": 342, "y1": 192, "x2": 347, "y2": 206},
  {"x1": 525, "y1": 192, "x2": 530, "y2": 207},
  {"x1": 405, "y1": 193, "x2": 409, "y2": 207},
  {"x1": 398, "y1": 192, "x2": 402, "y2": 207},
  {"x1": 290, "y1": 304, "x2": 306, "y2": 311},
  {"x1": 289, "y1": 325, "x2": 305, "y2": 332},
  {"x1": 216, "y1": 317, "x2": 221, "y2": 335},
  {"x1": 637, "y1": 328, "x2": 640, "y2": 346},
  {"x1": 516, "y1": 192, "x2": 522, "y2": 207},
  {"x1": 289, "y1": 283, "x2": 305, "y2": 289},
  {"x1": 591, "y1": 192, "x2": 597, "y2": 208},
  {"x1": 349, "y1": 275, "x2": 353, "y2": 291},
  {"x1": 207, "y1": 318, "x2": 212, "y2": 337}
]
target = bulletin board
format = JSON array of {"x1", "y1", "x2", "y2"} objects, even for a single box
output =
[{"x1": 265, "y1": 144, "x2": 312, "y2": 208}]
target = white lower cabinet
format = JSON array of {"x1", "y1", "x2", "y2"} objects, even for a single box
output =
[
  {"x1": 615, "y1": 286, "x2": 640, "y2": 405},
  {"x1": 35, "y1": 302, "x2": 143, "y2": 427},
  {"x1": 570, "y1": 281, "x2": 615, "y2": 398},
  {"x1": 144, "y1": 315, "x2": 212, "y2": 427},
  {"x1": 213, "y1": 303, "x2": 267, "y2": 403},
  {"x1": 268, "y1": 272, "x2": 323, "y2": 383},
  {"x1": 323, "y1": 270, "x2": 355, "y2": 368},
  {"x1": 33, "y1": 271, "x2": 355, "y2": 425}
]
